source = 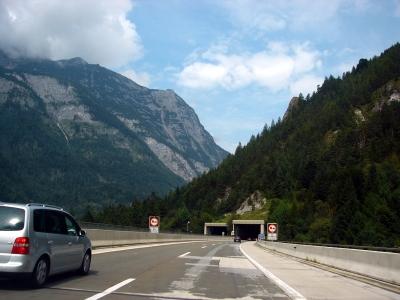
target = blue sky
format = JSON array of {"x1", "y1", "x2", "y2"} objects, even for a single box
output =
[{"x1": 1, "y1": 0, "x2": 400, "y2": 153}]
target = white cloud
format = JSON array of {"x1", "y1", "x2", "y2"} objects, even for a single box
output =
[
  {"x1": 337, "y1": 47, "x2": 356, "y2": 57},
  {"x1": 121, "y1": 69, "x2": 151, "y2": 87},
  {"x1": 292, "y1": 43, "x2": 320, "y2": 73},
  {"x1": 336, "y1": 62, "x2": 356, "y2": 75},
  {"x1": 177, "y1": 62, "x2": 228, "y2": 89},
  {"x1": 220, "y1": 0, "x2": 286, "y2": 32},
  {"x1": 163, "y1": 66, "x2": 180, "y2": 73},
  {"x1": 219, "y1": 0, "x2": 344, "y2": 33},
  {"x1": 290, "y1": 74, "x2": 324, "y2": 97},
  {"x1": 285, "y1": 0, "x2": 343, "y2": 30},
  {"x1": 0, "y1": 0, "x2": 143, "y2": 68},
  {"x1": 176, "y1": 42, "x2": 321, "y2": 93}
]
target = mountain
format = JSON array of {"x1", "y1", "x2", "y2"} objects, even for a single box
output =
[
  {"x1": 101, "y1": 43, "x2": 400, "y2": 247},
  {"x1": 0, "y1": 51, "x2": 228, "y2": 213}
]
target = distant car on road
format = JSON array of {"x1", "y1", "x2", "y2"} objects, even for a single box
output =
[
  {"x1": 234, "y1": 236, "x2": 241, "y2": 242},
  {"x1": 0, "y1": 202, "x2": 92, "y2": 288}
]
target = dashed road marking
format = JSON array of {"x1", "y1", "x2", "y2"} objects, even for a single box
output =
[
  {"x1": 179, "y1": 252, "x2": 191, "y2": 257},
  {"x1": 85, "y1": 278, "x2": 135, "y2": 300}
]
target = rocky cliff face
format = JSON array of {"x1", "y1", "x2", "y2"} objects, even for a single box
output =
[
  {"x1": 283, "y1": 96, "x2": 299, "y2": 120},
  {"x1": 236, "y1": 191, "x2": 266, "y2": 215},
  {"x1": 0, "y1": 52, "x2": 228, "y2": 183}
]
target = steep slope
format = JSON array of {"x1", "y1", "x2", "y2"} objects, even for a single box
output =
[
  {"x1": 154, "y1": 43, "x2": 400, "y2": 247},
  {"x1": 0, "y1": 51, "x2": 228, "y2": 213},
  {"x1": 0, "y1": 52, "x2": 228, "y2": 181}
]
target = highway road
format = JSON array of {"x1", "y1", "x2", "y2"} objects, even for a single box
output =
[{"x1": 1, "y1": 240, "x2": 399, "y2": 300}]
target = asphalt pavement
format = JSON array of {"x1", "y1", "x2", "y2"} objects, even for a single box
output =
[
  {"x1": 2, "y1": 240, "x2": 399, "y2": 300},
  {"x1": 240, "y1": 241, "x2": 400, "y2": 300}
]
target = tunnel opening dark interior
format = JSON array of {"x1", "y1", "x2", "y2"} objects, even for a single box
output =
[
  {"x1": 208, "y1": 226, "x2": 228, "y2": 236},
  {"x1": 235, "y1": 224, "x2": 261, "y2": 240}
]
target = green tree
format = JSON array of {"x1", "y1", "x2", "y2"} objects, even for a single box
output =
[{"x1": 81, "y1": 205, "x2": 95, "y2": 222}]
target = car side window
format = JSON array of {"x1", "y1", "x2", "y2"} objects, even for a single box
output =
[
  {"x1": 64, "y1": 214, "x2": 80, "y2": 236},
  {"x1": 44, "y1": 210, "x2": 67, "y2": 235}
]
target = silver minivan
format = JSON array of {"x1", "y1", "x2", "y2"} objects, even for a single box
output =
[{"x1": 0, "y1": 202, "x2": 92, "y2": 288}]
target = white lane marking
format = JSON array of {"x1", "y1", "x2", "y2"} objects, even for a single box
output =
[
  {"x1": 201, "y1": 246, "x2": 207, "y2": 248},
  {"x1": 179, "y1": 252, "x2": 191, "y2": 257},
  {"x1": 240, "y1": 244, "x2": 306, "y2": 300},
  {"x1": 185, "y1": 263, "x2": 219, "y2": 267},
  {"x1": 85, "y1": 278, "x2": 135, "y2": 300},
  {"x1": 179, "y1": 255, "x2": 219, "y2": 260}
]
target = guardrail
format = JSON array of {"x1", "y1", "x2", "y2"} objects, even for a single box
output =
[
  {"x1": 274, "y1": 240, "x2": 400, "y2": 253},
  {"x1": 78, "y1": 222, "x2": 186, "y2": 234},
  {"x1": 85, "y1": 229, "x2": 231, "y2": 248},
  {"x1": 256, "y1": 240, "x2": 400, "y2": 286},
  {"x1": 80, "y1": 222, "x2": 231, "y2": 248}
]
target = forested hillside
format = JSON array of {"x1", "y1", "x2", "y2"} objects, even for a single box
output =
[{"x1": 87, "y1": 43, "x2": 400, "y2": 247}]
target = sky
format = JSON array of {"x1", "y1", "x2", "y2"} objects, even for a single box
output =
[{"x1": 1, "y1": 0, "x2": 400, "y2": 153}]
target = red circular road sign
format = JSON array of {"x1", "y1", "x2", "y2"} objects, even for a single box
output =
[
  {"x1": 149, "y1": 217, "x2": 159, "y2": 227},
  {"x1": 268, "y1": 223, "x2": 277, "y2": 233}
]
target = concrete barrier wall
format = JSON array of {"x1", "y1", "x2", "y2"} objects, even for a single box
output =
[
  {"x1": 85, "y1": 229, "x2": 231, "y2": 248},
  {"x1": 257, "y1": 240, "x2": 400, "y2": 285}
]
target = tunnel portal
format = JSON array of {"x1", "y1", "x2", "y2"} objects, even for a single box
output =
[{"x1": 204, "y1": 220, "x2": 265, "y2": 240}]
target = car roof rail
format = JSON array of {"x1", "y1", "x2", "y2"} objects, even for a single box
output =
[{"x1": 26, "y1": 203, "x2": 64, "y2": 210}]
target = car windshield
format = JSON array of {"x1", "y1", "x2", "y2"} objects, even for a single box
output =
[{"x1": 0, "y1": 206, "x2": 25, "y2": 231}]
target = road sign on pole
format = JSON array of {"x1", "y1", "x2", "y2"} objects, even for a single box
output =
[
  {"x1": 267, "y1": 223, "x2": 278, "y2": 241},
  {"x1": 149, "y1": 216, "x2": 160, "y2": 233}
]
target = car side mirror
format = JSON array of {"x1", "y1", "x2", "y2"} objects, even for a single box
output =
[{"x1": 79, "y1": 230, "x2": 87, "y2": 237}]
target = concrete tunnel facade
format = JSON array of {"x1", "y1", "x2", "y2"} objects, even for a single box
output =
[{"x1": 204, "y1": 220, "x2": 265, "y2": 240}]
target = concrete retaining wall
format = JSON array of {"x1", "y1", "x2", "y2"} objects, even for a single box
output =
[
  {"x1": 85, "y1": 229, "x2": 230, "y2": 248},
  {"x1": 257, "y1": 240, "x2": 400, "y2": 285}
]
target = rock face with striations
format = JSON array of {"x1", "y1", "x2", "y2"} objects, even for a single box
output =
[{"x1": 0, "y1": 51, "x2": 229, "y2": 207}]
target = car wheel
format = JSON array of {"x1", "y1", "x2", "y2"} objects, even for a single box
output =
[
  {"x1": 78, "y1": 251, "x2": 91, "y2": 275},
  {"x1": 30, "y1": 257, "x2": 48, "y2": 288}
]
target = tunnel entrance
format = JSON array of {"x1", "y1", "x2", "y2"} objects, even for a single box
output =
[
  {"x1": 232, "y1": 220, "x2": 265, "y2": 240},
  {"x1": 204, "y1": 220, "x2": 265, "y2": 239},
  {"x1": 203, "y1": 223, "x2": 228, "y2": 236}
]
